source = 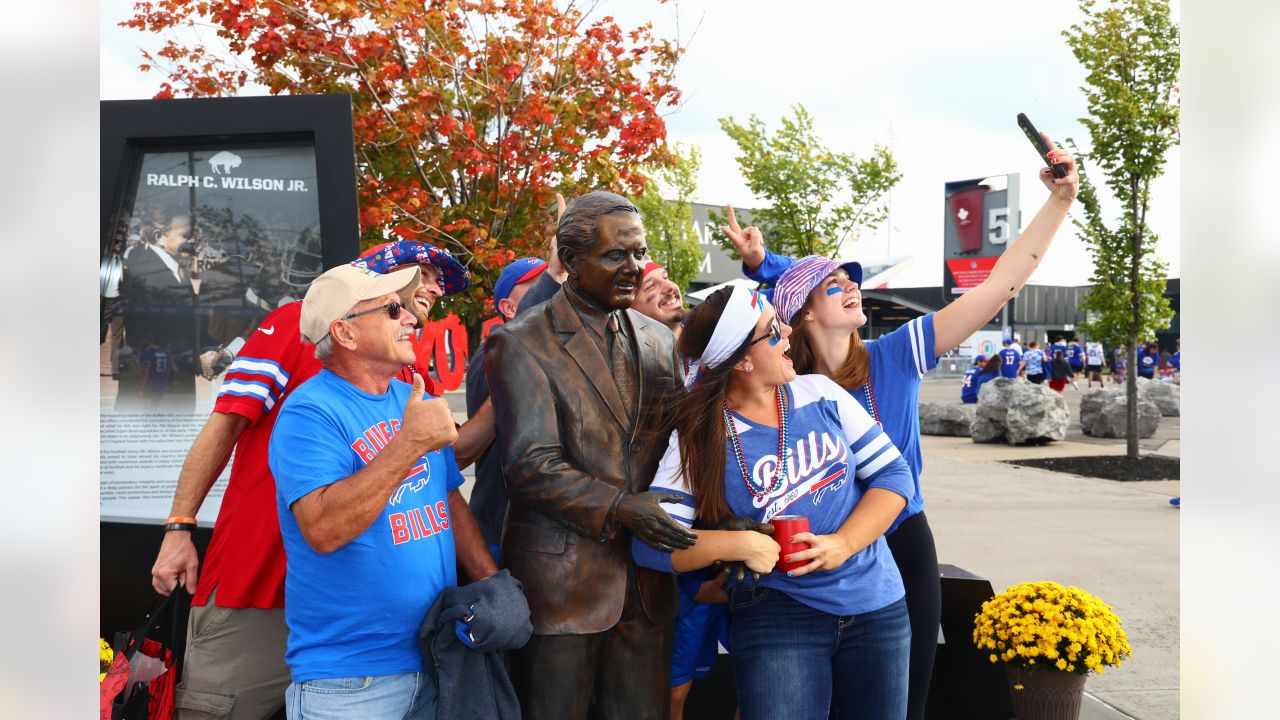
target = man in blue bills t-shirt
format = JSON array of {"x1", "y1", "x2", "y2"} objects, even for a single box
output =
[
  {"x1": 269, "y1": 264, "x2": 498, "y2": 720},
  {"x1": 961, "y1": 354, "x2": 996, "y2": 403},
  {"x1": 998, "y1": 339, "x2": 1023, "y2": 379},
  {"x1": 1065, "y1": 337, "x2": 1085, "y2": 374}
]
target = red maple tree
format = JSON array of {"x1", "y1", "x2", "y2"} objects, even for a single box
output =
[{"x1": 123, "y1": 0, "x2": 684, "y2": 322}]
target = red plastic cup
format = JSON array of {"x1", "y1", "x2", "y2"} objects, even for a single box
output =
[{"x1": 770, "y1": 515, "x2": 811, "y2": 573}]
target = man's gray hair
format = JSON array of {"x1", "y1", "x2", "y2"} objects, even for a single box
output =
[
  {"x1": 314, "y1": 334, "x2": 335, "y2": 360},
  {"x1": 312, "y1": 301, "x2": 359, "y2": 360}
]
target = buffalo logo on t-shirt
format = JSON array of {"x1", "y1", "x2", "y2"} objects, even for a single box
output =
[
  {"x1": 389, "y1": 460, "x2": 432, "y2": 506},
  {"x1": 750, "y1": 430, "x2": 850, "y2": 520}
]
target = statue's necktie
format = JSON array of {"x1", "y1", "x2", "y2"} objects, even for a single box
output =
[{"x1": 607, "y1": 312, "x2": 636, "y2": 417}]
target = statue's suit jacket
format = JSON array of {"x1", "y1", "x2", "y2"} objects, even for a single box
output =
[{"x1": 485, "y1": 286, "x2": 682, "y2": 635}]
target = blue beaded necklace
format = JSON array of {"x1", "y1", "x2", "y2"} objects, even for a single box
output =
[
  {"x1": 858, "y1": 377, "x2": 882, "y2": 427},
  {"x1": 724, "y1": 385, "x2": 790, "y2": 497}
]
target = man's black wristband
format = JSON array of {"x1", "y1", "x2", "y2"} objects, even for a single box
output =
[{"x1": 163, "y1": 522, "x2": 197, "y2": 533}]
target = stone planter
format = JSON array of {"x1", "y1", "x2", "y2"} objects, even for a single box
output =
[{"x1": 1004, "y1": 665, "x2": 1087, "y2": 720}]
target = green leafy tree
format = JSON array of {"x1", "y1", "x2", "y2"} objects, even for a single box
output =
[
  {"x1": 712, "y1": 104, "x2": 901, "y2": 260},
  {"x1": 1064, "y1": 0, "x2": 1179, "y2": 458},
  {"x1": 633, "y1": 142, "x2": 702, "y2": 290}
]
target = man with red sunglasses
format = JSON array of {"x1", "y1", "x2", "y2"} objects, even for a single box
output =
[{"x1": 150, "y1": 240, "x2": 492, "y2": 720}]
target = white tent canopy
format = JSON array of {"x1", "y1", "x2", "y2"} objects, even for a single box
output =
[{"x1": 685, "y1": 277, "x2": 763, "y2": 306}]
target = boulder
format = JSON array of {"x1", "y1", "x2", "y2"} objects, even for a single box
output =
[
  {"x1": 1079, "y1": 388, "x2": 1113, "y2": 431},
  {"x1": 1136, "y1": 377, "x2": 1180, "y2": 416},
  {"x1": 1086, "y1": 393, "x2": 1161, "y2": 438},
  {"x1": 919, "y1": 403, "x2": 975, "y2": 437},
  {"x1": 970, "y1": 377, "x2": 1070, "y2": 445}
]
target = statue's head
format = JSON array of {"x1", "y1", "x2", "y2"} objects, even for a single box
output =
[{"x1": 557, "y1": 191, "x2": 646, "y2": 310}]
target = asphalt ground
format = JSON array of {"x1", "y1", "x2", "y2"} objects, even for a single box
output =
[{"x1": 447, "y1": 372, "x2": 1180, "y2": 719}]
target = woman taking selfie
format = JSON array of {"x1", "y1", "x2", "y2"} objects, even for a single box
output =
[
  {"x1": 721, "y1": 136, "x2": 1079, "y2": 720},
  {"x1": 633, "y1": 285, "x2": 916, "y2": 720}
]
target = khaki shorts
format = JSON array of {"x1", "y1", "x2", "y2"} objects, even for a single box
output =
[{"x1": 176, "y1": 588, "x2": 290, "y2": 720}]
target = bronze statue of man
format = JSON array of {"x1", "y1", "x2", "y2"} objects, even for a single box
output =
[{"x1": 485, "y1": 190, "x2": 697, "y2": 719}]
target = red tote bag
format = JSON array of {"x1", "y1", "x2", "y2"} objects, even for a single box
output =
[{"x1": 101, "y1": 586, "x2": 187, "y2": 720}]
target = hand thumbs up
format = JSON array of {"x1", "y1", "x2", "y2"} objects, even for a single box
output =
[
  {"x1": 404, "y1": 370, "x2": 426, "y2": 409},
  {"x1": 402, "y1": 371, "x2": 457, "y2": 453}
]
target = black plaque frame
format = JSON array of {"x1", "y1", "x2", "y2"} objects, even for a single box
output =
[
  {"x1": 101, "y1": 93, "x2": 361, "y2": 268},
  {"x1": 100, "y1": 95, "x2": 360, "y2": 664}
]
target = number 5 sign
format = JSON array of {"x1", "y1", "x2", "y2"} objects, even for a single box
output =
[
  {"x1": 988, "y1": 207, "x2": 1010, "y2": 245},
  {"x1": 942, "y1": 174, "x2": 1020, "y2": 303}
]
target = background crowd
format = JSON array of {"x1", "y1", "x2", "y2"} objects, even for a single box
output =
[{"x1": 961, "y1": 334, "x2": 1181, "y2": 403}]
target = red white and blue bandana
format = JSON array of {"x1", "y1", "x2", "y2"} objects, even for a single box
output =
[
  {"x1": 684, "y1": 285, "x2": 768, "y2": 387},
  {"x1": 352, "y1": 240, "x2": 470, "y2": 296}
]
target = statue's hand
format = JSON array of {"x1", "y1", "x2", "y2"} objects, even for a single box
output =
[
  {"x1": 699, "y1": 514, "x2": 775, "y2": 535},
  {"x1": 616, "y1": 491, "x2": 698, "y2": 551},
  {"x1": 699, "y1": 514, "x2": 775, "y2": 581}
]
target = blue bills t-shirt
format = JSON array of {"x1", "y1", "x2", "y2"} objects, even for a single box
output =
[
  {"x1": 863, "y1": 315, "x2": 937, "y2": 531},
  {"x1": 636, "y1": 374, "x2": 913, "y2": 616},
  {"x1": 960, "y1": 366, "x2": 983, "y2": 404},
  {"x1": 268, "y1": 370, "x2": 464, "y2": 683},
  {"x1": 1066, "y1": 342, "x2": 1084, "y2": 369},
  {"x1": 961, "y1": 366, "x2": 998, "y2": 404},
  {"x1": 998, "y1": 347, "x2": 1022, "y2": 378}
]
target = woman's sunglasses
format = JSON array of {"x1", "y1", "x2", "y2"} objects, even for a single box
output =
[
  {"x1": 748, "y1": 313, "x2": 783, "y2": 347},
  {"x1": 344, "y1": 301, "x2": 406, "y2": 322}
]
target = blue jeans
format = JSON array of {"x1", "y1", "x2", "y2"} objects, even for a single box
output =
[
  {"x1": 285, "y1": 671, "x2": 436, "y2": 720},
  {"x1": 728, "y1": 588, "x2": 909, "y2": 720}
]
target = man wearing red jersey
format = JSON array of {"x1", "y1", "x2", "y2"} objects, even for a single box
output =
[{"x1": 150, "y1": 240, "x2": 491, "y2": 720}]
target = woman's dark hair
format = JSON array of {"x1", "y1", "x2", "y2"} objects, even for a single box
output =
[
  {"x1": 982, "y1": 354, "x2": 1002, "y2": 373},
  {"x1": 556, "y1": 190, "x2": 639, "y2": 258},
  {"x1": 671, "y1": 286, "x2": 753, "y2": 524},
  {"x1": 787, "y1": 291, "x2": 870, "y2": 390}
]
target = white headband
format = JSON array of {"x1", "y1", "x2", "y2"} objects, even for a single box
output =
[{"x1": 684, "y1": 285, "x2": 766, "y2": 387}]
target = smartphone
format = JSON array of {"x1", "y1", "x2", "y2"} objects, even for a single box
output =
[{"x1": 1016, "y1": 113, "x2": 1067, "y2": 179}]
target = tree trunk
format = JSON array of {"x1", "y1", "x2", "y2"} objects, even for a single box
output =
[
  {"x1": 1126, "y1": 337, "x2": 1138, "y2": 457},
  {"x1": 1127, "y1": 175, "x2": 1141, "y2": 459}
]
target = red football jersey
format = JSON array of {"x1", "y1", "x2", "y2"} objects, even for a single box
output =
[{"x1": 194, "y1": 301, "x2": 436, "y2": 608}]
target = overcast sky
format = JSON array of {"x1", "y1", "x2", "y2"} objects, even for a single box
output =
[{"x1": 100, "y1": 0, "x2": 1181, "y2": 288}]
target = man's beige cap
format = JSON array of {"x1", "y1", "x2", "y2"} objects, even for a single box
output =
[{"x1": 300, "y1": 264, "x2": 421, "y2": 344}]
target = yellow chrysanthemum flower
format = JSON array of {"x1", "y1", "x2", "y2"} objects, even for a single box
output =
[
  {"x1": 100, "y1": 637, "x2": 114, "y2": 683},
  {"x1": 972, "y1": 581, "x2": 1130, "y2": 675}
]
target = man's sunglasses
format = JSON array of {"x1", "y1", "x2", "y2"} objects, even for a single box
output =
[
  {"x1": 344, "y1": 301, "x2": 407, "y2": 322},
  {"x1": 748, "y1": 313, "x2": 783, "y2": 347}
]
